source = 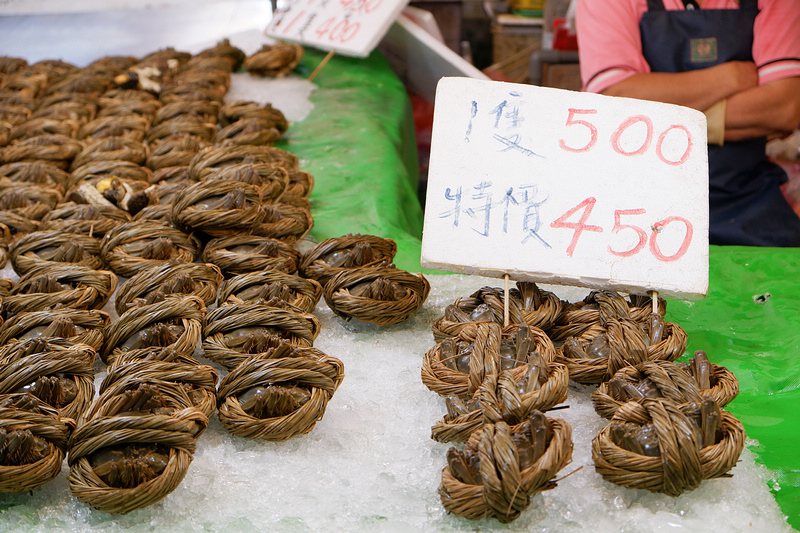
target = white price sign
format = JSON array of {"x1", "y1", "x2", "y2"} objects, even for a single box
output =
[
  {"x1": 421, "y1": 77, "x2": 709, "y2": 300},
  {"x1": 266, "y1": 0, "x2": 409, "y2": 58}
]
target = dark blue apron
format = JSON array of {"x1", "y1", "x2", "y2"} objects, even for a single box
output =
[{"x1": 640, "y1": 0, "x2": 800, "y2": 246}]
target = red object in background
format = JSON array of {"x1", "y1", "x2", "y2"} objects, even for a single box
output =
[
  {"x1": 482, "y1": 68, "x2": 515, "y2": 82},
  {"x1": 553, "y1": 18, "x2": 579, "y2": 51},
  {"x1": 409, "y1": 91, "x2": 434, "y2": 174}
]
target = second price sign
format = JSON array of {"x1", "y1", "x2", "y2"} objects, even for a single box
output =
[
  {"x1": 421, "y1": 77, "x2": 709, "y2": 300},
  {"x1": 265, "y1": 0, "x2": 409, "y2": 58}
]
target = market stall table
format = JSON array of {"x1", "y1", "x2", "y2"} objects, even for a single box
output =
[{"x1": 0, "y1": 19, "x2": 797, "y2": 530}]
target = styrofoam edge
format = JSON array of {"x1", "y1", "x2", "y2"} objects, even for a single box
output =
[{"x1": 419, "y1": 259, "x2": 709, "y2": 301}]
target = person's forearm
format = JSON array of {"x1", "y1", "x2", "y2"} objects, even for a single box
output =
[
  {"x1": 725, "y1": 77, "x2": 800, "y2": 142},
  {"x1": 600, "y1": 61, "x2": 758, "y2": 111}
]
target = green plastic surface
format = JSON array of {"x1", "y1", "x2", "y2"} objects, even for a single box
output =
[
  {"x1": 667, "y1": 247, "x2": 800, "y2": 530},
  {"x1": 287, "y1": 49, "x2": 800, "y2": 530},
  {"x1": 279, "y1": 49, "x2": 424, "y2": 273}
]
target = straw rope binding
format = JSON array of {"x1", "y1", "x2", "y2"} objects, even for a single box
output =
[
  {"x1": 439, "y1": 412, "x2": 573, "y2": 523},
  {"x1": 202, "y1": 233, "x2": 301, "y2": 276},
  {"x1": 0, "y1": 393, "x2": 76, "y2": 493},
  {"x1": 431, "y1": 350, "x2": 569, "y2": 443},
  {"x1": 101, "y1": 360, "x2": 218, "y2": 419},
  {"x1": 556, "y1": 291, "x2": 687, "y2": 384},
  {"x1": 591, "y1": 398, "x2": 746, "y2": 496},
  {"x1": 0, "y1": 346, "x2": 95, "y2": 420},
  {"x1": 422, "y1": 322, "x2": 558, "y2": 399},
  {"x1": 245, "y1": 43, "x2": 304, "y2": 78},
  {"x1": 547, "y1": 291, "x2": 667, "y2": 343},
  {"x1": 322, "y1": 263, "x2": 430, "y2": 326},
  {"x1": 432, "y1": 281, "x2": 563, "y2": 342},
  {"x1": 171, "y1": 179, "x2": 266, "y2": 237},
  {"x1": 1, "y1": 263, "x2": 117, "y2": 317},
  {"x1": 9, "y1": 230, "x2": 104, "y2": 274},
  {"x1": 591, "y1": 360, "x2": 704, "y2": 420},
  {"x1": 299, "y1": 234, "x2": 397, "y2": 285},
  {"x1": 0, "y1": 306, "x2": 110, "y2": 350},
  {"x1": 100, "y1": 220, "x2": 201, "y2": 277},
  {"x1": 218, "y1": 269, "x2": 323, "y2": 313},
  {"x1": 203, "y1": 302, "x2": 321, "y2": 370},
  {"x1": 114, "y1": 261, "x2": 223, "y2": 317},
  {"x1": 102, "y1": 294, "x2": 206, "y2": 364},
  {"x1": 216, "y1": 341, "x2": 344, "y2": 441},
  {"x1": 67, "y1": 385, "x2": 208, "y2": 514},
  {"x1": 40, "y1": 202, "x2": 131, "y2": 237}
]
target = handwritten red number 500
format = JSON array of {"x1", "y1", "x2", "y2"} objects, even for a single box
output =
[{"x1": 558, "y1": 108, "x2": 692, "y2": 166}]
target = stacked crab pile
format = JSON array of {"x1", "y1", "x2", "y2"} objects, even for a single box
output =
[
  {"x1": 205, "y1": 230, "x2": 432, "y2": 440},
  {"x1": 421, "y1": 282, "x2": 573, "y2": 523},
  {"x1": 423, "y1": 283, "x2": 745, "y2": 523},
  {"x1": 205, "y1": 231, "x2": 432, "y2": 441},
  {"x1": 551, "y1": 290, "x2": 745, "y2": 496},
  {"x1": 0, "y1": 40, "x2": 364, "y2": 514},
  {"x1": 201, "y1": 256, "x2": 342, "y2": 443}
]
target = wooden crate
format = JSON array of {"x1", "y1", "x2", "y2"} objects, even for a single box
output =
[
  {"x1": 489, "y1": 18, "x2": 542, "y2": 83},
  {"x1": 542, "y1": 62, "x2": 582, "y2": 91}
]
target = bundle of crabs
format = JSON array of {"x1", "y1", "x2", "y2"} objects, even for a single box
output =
[
  {"x1": 421, "y1": 282, "x2": 744, "y2": 523},
  {"x1": 0, "y1": 41, "x2": 436, "y2": 514}
]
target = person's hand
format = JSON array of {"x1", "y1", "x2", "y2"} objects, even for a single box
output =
[
  {"x1": 725, "y1": 76, "x2": 800, "y2": 141},
  {"x1": 715, "y1": 61, "x2": 759, "y2": 98}
]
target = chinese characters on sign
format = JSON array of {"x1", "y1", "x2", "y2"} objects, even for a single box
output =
[
  {"x1": 422, "y1": 78, "x2": 709, "y2": 300},
  {"x1": 439, "y1": 182, "x2": 551, "y2": 248}
]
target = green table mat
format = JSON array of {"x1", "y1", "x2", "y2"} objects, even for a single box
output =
[
  {"x1": 667, "y1": 247, "x2": 800, "y2": 529},
  {"x1": 278, "y1": 49, "x2": 424, "y2": 272},
  {"x1": 287, "y1": 49, "x2": 800, "y2": 530}
]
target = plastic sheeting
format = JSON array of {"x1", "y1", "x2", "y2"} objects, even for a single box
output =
[
  {"x1": 279, "y1": 49, "x2": 424, "y2": 273},
  {"x1": 665, "y1": 247, "x2": 800, "y2": 530},
  {"x1": 293, "y1": 49, "x2": 800, "y2": 530}
]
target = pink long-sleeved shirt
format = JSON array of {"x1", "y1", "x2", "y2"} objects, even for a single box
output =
[{"x1": 576, "y1": 0, "x2": 800, "y2": 93}]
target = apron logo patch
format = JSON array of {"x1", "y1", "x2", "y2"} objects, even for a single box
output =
[{"x1": 690, "y1": 38, "x2": 718, "y2": 63}]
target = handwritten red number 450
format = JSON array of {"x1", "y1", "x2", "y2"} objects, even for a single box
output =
[{"x1": 550, "y1": 198, "x2": 693, "y2": 261}]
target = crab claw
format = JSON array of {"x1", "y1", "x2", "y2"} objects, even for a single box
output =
[{"x1": 140, "y1": 237, "x2": 177, "y2": 260}]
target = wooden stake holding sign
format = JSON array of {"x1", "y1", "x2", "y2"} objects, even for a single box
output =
[
  {"x1": 265, "y1": 0, "x2": 409, "y2": 79},
  {"x1": 422, "y1": 77, "x2": 710, "y2": 301},
  {"x1": 307, "y1": 49, "x2": 336, "y2": 82}
]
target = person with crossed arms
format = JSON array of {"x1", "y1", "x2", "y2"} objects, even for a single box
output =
[{"x1": 576, "y1": 0, "x2": 800, "y2": 246}]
